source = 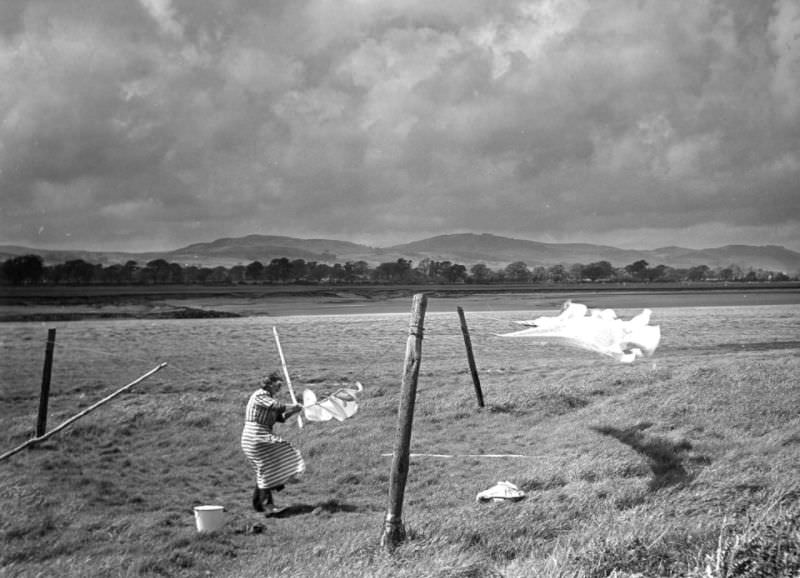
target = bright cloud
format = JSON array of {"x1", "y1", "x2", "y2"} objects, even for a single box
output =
[{"x1": 0, "y1": 0, "x2": 798, "y2": 252}]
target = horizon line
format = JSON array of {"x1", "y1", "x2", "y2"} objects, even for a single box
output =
[{"x1": 1, "y1": 231, "x2": 795, "y2": 256}]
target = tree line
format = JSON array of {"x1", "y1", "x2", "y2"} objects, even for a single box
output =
[{"x1": 1, "y1": 254, "x2": 796, "y2": 287}]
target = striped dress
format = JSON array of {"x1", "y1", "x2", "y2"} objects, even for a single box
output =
[{"x1": 241, "y1": 389, "x2": 305, "y2": 490}]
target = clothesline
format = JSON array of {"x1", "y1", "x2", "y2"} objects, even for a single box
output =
[
  {"x1": 380, "y1": 452, "x2": 547, "y2": 459},
  {"x1": 10, "y1": 302, "x2": 658, "y2": 406}
]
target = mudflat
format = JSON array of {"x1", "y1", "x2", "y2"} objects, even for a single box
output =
[{"x1": 1, "y1": 283, "x2": 799, "y2": 320}]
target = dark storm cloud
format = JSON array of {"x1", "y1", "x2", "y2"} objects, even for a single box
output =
[{"x1": 1, "y1": 0, "x2": 798, "y2": 251}]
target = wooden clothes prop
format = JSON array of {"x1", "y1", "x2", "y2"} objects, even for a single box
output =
[
  {"x1": 272, "y1": 326, "x2": 303, "y2": 429},
  {"x1": 302, "y1": 382, "x2": 364, "y2": 422},
  {"x1": 498, "y1": 301, "x2": 660, "y2": 363}
]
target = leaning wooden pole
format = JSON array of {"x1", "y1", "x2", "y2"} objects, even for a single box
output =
[
  {"x1": 0, "y1": 362, "x2": 167, "y2": 463},
  {"x1": 272, "y1": 326, "x2": 303, "y2": 429},
  {"x1": 457, "y1": 307, "x2": 484, "y2": 408},
  {"x1": 36, "y1": 328, "x2": 57, "y2": 437},
  {"x1": 381, "y1": 293, "x2": 428, "y2": 551}
]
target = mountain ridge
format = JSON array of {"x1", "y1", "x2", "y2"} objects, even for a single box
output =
[{"x1": 2, "y1": 233, "x2": 799, "y2": 273}]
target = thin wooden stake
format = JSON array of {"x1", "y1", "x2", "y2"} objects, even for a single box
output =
[
  {"x1": 381, "y1": 293, "x2": 428, "y2": 551},
  {"x1": 0, "y1": 362, "x2": 167, "y2": 463},
  {"x1": 457, "y1": 307, "x2": 484, "y2": 408},
  {"x1": 272, "y1": 326, "x2": 303, "y2": 429},
  {"x1": 36, "y1": 328, "x2": 57, "y2": 437}
]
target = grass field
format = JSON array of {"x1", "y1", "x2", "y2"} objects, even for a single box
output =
[{"x1": 1, "y1": 295, "x2": 799, "y2": 577}]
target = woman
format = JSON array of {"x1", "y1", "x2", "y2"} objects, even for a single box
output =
[{"x1": 241, "y1": 371, "x2": 304, "y2": 514}]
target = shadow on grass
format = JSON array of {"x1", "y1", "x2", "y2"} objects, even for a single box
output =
[
  {"x1": 592, "y1": 423, "x2": 694, "y2": 490},
  {"x1": 267, "y1": 499, "x2": 360, "y2": 519},
  {"x1": 486, "y1": 402, "x2": 526, "y2": 415}
]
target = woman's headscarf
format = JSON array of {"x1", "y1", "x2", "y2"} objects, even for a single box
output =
[{"x1": 261, "y1": 371, "x2": 283, "y2": 392}]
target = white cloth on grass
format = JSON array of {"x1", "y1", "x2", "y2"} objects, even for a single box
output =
[{"x1": 476, "y1": 481, "x2": 526, "y2": 503}]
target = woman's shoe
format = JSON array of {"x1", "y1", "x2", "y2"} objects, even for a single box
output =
[{"x1": 264, "y1": 504, "x2": 286, "y2": 517}]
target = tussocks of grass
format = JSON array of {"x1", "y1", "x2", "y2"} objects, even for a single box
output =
[{"x1": 687, "y1": 488, "x2": 800, "y2": 578}]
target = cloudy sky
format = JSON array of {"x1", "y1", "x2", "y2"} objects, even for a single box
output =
[{"x1": 1, "y1": 0, "x2": 799, "y2": 252}]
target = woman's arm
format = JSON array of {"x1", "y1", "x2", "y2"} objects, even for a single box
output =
[{"x1": 280, "y1": 403, "x2": 303, "y2": 421}]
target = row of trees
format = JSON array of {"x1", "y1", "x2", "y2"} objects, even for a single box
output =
[{"x1": 1, "y1": 254, "x2": 796, "y2": 286}]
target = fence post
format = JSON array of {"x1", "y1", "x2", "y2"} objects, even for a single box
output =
[
  {"x1": 381, "y1": 293, "x2": 428, "y2": 551},
  {"x1": 36, "y1": 328, "x2": 57, "y2": 437},
  {"x1": 457, "y1": 307, "x2": 484, "y2": 408}
]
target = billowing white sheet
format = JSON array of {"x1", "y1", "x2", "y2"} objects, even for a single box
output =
[
  {"x1": 302, "y1": 382, "x2": 364, "y2": 422},
  {"x1": 498, "y1": 301, "x2": 660, "y2": 363}
]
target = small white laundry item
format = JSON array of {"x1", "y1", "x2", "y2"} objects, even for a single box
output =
[
  {"x1": 302, "y1": 382, "x2": 363, "y2": 422},
  {"x1": 476, "y1": 481, "x2": 526, "y2": 503}
]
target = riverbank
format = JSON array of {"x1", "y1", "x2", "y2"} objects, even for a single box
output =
[{"x1": 1, "y1": 282, "x2": 798, "y2": 321}]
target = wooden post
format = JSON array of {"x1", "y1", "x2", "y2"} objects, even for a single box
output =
[
  {"x1": 36, "y1": 328, "x2": 57, "y2": 437},
  {"x1": 381, "y1": 293, "x2": 428, "y2": 551},
  {"x1": 457, "y1": 307, "x2": 484, "y2": 408}
]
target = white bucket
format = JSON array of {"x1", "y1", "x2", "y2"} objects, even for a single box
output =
[{"x1": 193, "y1": 505, "x2": 225, "y2": 532}]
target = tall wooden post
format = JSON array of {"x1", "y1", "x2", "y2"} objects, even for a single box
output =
[
  {"x1": 36, "y1": 328, "x2": 57, "y2": 437},
  {"x1": 381, "y1": 293, "x2": 428, "y2": 551},
  {"x1": 457, "y1": 307, "x2": 484, "y2": 408}
]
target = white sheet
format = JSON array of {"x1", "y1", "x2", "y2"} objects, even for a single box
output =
[
  {"x1": 302, "y1": 382, "x2": 364, "y2": 422},
  {"x1": 498, "y1": 301, "x2": 661, "y2": 363}
]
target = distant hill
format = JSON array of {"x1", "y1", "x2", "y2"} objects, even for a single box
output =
[
  {"x1": 384, "y1": 234, "x2": 800, "y2": 272},
  {"x1": 167, "y1": 235, "x2": 377, "y2": 265},
  {"x1": 384, "y1": 234, "x2": 646, "y2": 269},
  {"x1": 0, "y1": 245, "x2": 163, "y2": 267},
  {"x1": 641, "y1": 244, "x2": 800, "y2": 271},
  {"x1": 2, "y1": 233, "x2": 799, "y2": 273}
]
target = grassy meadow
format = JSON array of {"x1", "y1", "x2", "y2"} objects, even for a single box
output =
[{"x1": 1, "y1": 296, "x2": 799, "y2": 577}]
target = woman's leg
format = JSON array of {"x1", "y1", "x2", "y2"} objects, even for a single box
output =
[{"x1": 252, "y1": 486, "x2": 264, "y2": 512}]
